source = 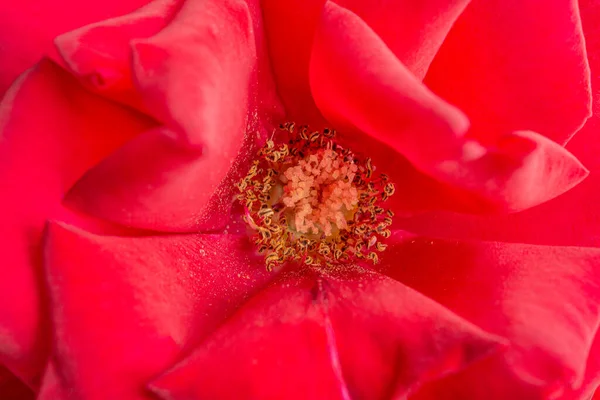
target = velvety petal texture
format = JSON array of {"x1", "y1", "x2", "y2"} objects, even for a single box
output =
[
  {"x1": 62, "y1": 0, "x2": 282, "y2": 233},
  {"x1": 1, "y1": 0, "x2": 599, "y2": 398},
  {"x1": 0, "y1": 0, "x2": 151, "y2": 96},
  {"x1": 310, "y1": 1, "x2": 588, "y2": 214},
  {"x1": 425, "y1": 0, "x2": 591, "y2": 146},
  {"x1": 150, "y1": 270, "x2": 502, "y2": 400},
  {"x1": 0, "y1": 60, "x2": 152, "y2": 387},
  {"x1": 382, "y1": 233, "x2": 600, "y2": 398},
  {"x1": 40, "y1": 223, "x2": 272, "y2": 399}
]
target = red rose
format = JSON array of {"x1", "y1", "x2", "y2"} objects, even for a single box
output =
[{"x1": 2, "y1": 0, "x2": 600, "y2": 399}]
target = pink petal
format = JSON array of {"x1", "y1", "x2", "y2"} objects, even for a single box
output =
[
  {"x1": 382, "y1": 233, "x2": 600, "y2": 397},
  {"x1": 64, "y1": 0, "x2": 283, "y2": 232},
  {"x1": 310, "y1": 1, "x2": 588, "y2": 213},
  {"x1": 0, "y1": 0, "x2": 150, "y2": 96},
  {"x1": 39, "y1": 222, "x2": 272, "y2": 399},
  {"x1": 333, "y1": 0, "x2": 471, "y2": 79},
  {"x1": 0, "y1": 61, "x2": 151, "y2": 387},
  {"x1": 150, "y1": 269, "x2": 503, "y2": 400},
  {"x1": 424, "y1": 0, "x2": 591, "y2": 146}
]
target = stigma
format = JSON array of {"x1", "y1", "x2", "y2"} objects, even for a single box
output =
[{"x1": 237, "y1": 123, "x2": 395, "y2": 271}]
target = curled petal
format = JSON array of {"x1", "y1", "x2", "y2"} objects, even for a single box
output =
[
  {"x1": 333, "y1": 0, "x2": 471, "y2": 79},
  {"x1": 64, "y1": 0, "x2": 282, "y2": 232},
  {"x1": 53, "y1": 0, "x2": 182, "y2": 110},
  {"x1": 310, "y1": 1, "x2": 588, "y2": 213},
  {"x1": 0, "y1": 0, "x2": 149, "y2": 96}
]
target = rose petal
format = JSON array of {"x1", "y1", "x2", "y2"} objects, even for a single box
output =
[
  {"x1": 38, "y1": 222, "x2": 272, "y2": 399},
  {"x1": 424, "y1": 0, "x2": 591, "y2": 146},
  {"x1": 382, "y1": 232, "x2": 600, "y2": 397},
  {"x1": 53, "y1": 0, "x2": 182, "y2": 111},
  {"x1": 260, "y1": 0, "x2": 327, "y2": 123},
  {"x1": 397, "y1": 172, "x2": 600, "y2": 248},
  {"x1": 64, "y1": 0, "x2": 283, "y2": 232},
  {"x1": 310, "y1": 1, "x2": 588, "y2": 213},
  {"x1": 565, "y1": 0, "x2": 600, "y2": 171},
  {"x1": 0, "y1": 0, "x2": 150, "y2": 96},
  {"x1": 0, "y1": 367, "x2": 34, "y2": 400},
  {"x1": 0, "y1": 60, "x2": 151, "y2": 386},
  {"x1": 149, "y1": 269, "x2": 503, "y2": 400},
  {"x1": 334, "y1": 0, "x2": 471, "y2": 79}
]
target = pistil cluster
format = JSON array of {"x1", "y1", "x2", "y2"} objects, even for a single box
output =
[{"x1": 237, "y1": 123, "x2": 395, "y2": 271}]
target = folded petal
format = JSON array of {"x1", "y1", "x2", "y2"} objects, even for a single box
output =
[
  {"x1": 424, "y1": 0, "x2": 591, "y2": 146},
  {"x1": 64, "y1": 0, "x2": 283, "y2": 232},
  {"x1": 0, "y1": 60, "x2": 151, "y2": 386},
  {"x1": 333, "y1": 0, "x2": 471, "y2": 79},
  {"x1": 310, "y1": 1, "x2": 588, "y2": 214},
  {"x1": 150, "y1": 269, "x2": 503, "y2": 400},
  {"x1": 382, "y1": 233, "x2": 600, "y2": 397},
  {"x1": 0, "y1": 0, "x2": 150, "y2": 96},
  {"x1": 53, "y1": 0, "x2": 182, "y2": 110},
  {"x1": 39, "y1": 222, "x2": 272, "y2": 399}
]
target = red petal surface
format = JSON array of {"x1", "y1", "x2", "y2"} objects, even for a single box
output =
[
  {"x1": 397, "y1": 173, "x2": 600, "y2": 248},
  {"x1": 63, "y1": 0, "x2": 282, "y2": 232},
  {"x1": 398, "y1": 0, "x2": 600, "y2": 248},
  {"x1": 334, "y1": 0, "x2": 471, "y2": 80},
  {"x1": 0, "y1": 61, "x2": 151, "y2": 387},
  {"x1": 53, "y1": 0, "x2": 182, "y2": 111},
  {"x1": 260, "y1": 0, "x2": 327, "y2": 124},
  {"x1": 0, "y1": 0, "x2": 150, "y2": 96},
  {"x1": 382, "y1": 233, "x2": 600, "y2": 398},
  {"x1": 310, "y1": 1, "x2": 588, "y2": 214},
  {"x1": 150, "y1": 269, "x2": 503, "y2": 400},
  {"x1": 425, "y1": 0, "x2": 591, "y2": 146},
  {"x1": 0, "y1": 367, "x2": 34, "y2": 400},
  {"x1": 39, "y1": 222, "x2": 272, "y2": 399}
]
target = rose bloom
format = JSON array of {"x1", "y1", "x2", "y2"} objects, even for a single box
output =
[{"x1": 2, "y1": 0, "x2": 600, "y2": 399}]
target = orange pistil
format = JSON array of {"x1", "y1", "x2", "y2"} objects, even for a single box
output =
[{"x1": 237, "y1": 123, "x2": 395, "y2": 271}]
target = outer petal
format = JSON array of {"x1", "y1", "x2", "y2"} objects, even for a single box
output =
[
  {"x1": 382, "y1": 233, "x2": 600, "y2": 398},
  {"x1": 261, "y1": 0, "x2": 470, "y2": 121},
  {"x1": 150, "y1": 269, "x2": 503, "y2": 400},
  {"x1": 399, "y1": 0, "x2": 600, "y2": 248},
  {"x1": 0, "y1": 61, "x2": 152, "y2": 387},
  {"x1": 425, "y1": 0, "x2": 591, "y2": 146},
  {"x1": 38, "y1": 223, "x2": 273, "y2": 399},
  {"x1": 62, "y1": 0, "x2": 283, "y2": 232},
  {"x1": 310, "y1": 1, "x2": 588, "y2": 214},
  {"x1": 0, "y1": 0, "x2": 150, "y2": 96}
]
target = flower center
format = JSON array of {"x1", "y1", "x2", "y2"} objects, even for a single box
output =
[{"x1": 237, "y1": 123, "x2": 395, "y2": 271}]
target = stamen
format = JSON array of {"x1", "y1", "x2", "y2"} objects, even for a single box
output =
[{"x1": 237, "y1": 123, "x2": 395, "y2": 271}]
